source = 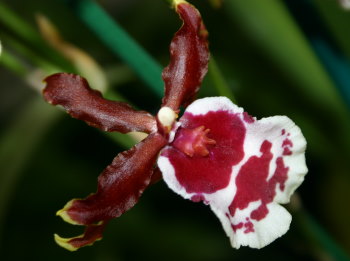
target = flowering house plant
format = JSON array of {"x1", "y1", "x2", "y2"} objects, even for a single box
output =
[{"x1": 43, "y1": 0, "x2": 307, "y2": 251}]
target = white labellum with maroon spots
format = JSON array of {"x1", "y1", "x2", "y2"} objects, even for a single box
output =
[{"x1": 158, "y1": 97, "x2": 307, "y2": 249}]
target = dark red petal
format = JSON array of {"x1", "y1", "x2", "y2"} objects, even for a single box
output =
[
  {"x1": 58, "y1": 132, "x2": 167, "y2": 225},
  {"x1": 161, "y1": 1, "x2": 209, "y2": 110},
  {"x1": 43, "y1": 73, "x2": 156, "y2": 134}
]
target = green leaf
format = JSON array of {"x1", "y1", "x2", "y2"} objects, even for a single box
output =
[
  {"x1": 224, "y1": 0, "x2": 342, "y2": 109},
  {"x1": 208, "y1": 56, "x2": 236, "y2": 102},
  {"x1": 224, "y1": 0, "x2": 350, "y2": 153},
  {"x1": 295, "y1": 209, "x2": 350, "y2": 261},
  {"x1": 0, "y1": 2, "x2": 75, "y2": 72},
  {"x1": 0, "y1": 49, "x2": 28, "y2": 76},
  {"x1": 1, "y1": 33, "x2": 62, "y2": 74}
]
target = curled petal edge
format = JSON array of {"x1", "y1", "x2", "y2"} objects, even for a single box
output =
[
  {"x1": 162, "y1": 1, "x2": 209, "y2": 110},
  {"x1": 44, "y1": 73, "x2": 157, "y2": 134}
]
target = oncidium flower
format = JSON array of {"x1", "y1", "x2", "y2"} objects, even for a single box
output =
[{"x1": 43, "y1": 0, "x2": 307, "y2": 251}]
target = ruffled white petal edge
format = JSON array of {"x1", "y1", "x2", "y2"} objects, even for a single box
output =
[{"x1": 158, "y1": 97, "x2": 307, "y2": 249}]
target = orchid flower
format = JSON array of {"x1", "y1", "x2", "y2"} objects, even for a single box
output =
[{"x1": 43, "y1": 0, "x2": 307, "y2": 251}]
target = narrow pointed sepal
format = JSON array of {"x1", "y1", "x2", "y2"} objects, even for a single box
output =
[
  {"x1": 162, "y1": 1, "x2": 209, "y2": 110},
  {"x1": 54, "y1": 221, "x2": 107, "y2": 251},
  {"x1": 58, "y1": 132, "x2": 167, "y2": 226},
  {"x1": 43, "y1": 73, "x2": 157, "y2": 133}
]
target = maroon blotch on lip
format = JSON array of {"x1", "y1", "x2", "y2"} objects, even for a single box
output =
[
  {"x1": 228, "y1": 140, "x2": 289, "y2": 233},
  {"x1": 163, "y1": 110, "x2": 245, "y2": 194}
]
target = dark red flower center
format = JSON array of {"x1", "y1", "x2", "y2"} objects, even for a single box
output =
[{"x1": 172, "y1": 125, "x2": 216, "y2": 157}]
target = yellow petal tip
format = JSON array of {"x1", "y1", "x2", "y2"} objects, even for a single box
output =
[
  {"x1": 54, "y1": 234, "x2": 78, "y2": 252},
  {"x1": 173, "y1": 0, "x2": 187, "y2": 7},
  {"x1": 56, "y1": 200, "x2": 79, "y2": 225}
]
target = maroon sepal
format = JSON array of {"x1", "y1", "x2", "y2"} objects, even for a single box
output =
[
  {"x1": 43, "y1": 73, "x2": 156, "y2": 134},
  {"x1": 60, "y1": 133, "x2": 167, "y2": 226},
  {"x1": 161, "y1": 1, "x2": 209, "y2": 110}
]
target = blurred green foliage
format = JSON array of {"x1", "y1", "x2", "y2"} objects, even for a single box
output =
[{"x1": 0, "y1": 0, "x2": 350, "y2": 260}]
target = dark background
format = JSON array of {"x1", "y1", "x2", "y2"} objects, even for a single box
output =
[{"x1": 1, "y1": 0, "x2": 350, "y2": 260}]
